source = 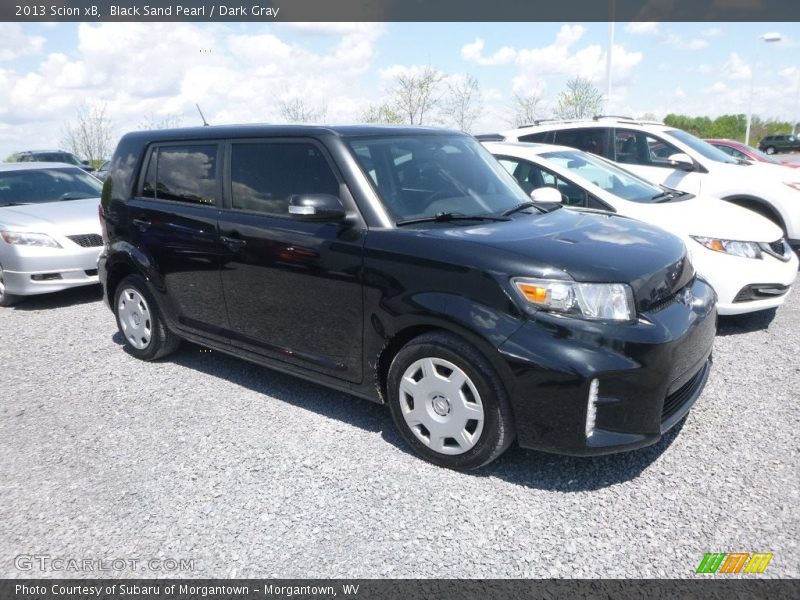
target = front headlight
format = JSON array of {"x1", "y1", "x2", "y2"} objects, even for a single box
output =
[
  {"x1": 691, "y1": 236, "x2": 761, "y2": 259},
  {"x1": 0, "y1": 231, "x2": 62, "y2": 248},
  {"x1": 512, "y1": 277, "x2": 635, "y2": 322}
]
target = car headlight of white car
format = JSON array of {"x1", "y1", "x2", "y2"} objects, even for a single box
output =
[
  {"x1": 512, "y1": 277, "x2": 635, "y2": 322},
  {"x1": 691, "y1": 236, "x2": 762, "y2": 259},
  {"x1": 0, "y1": 231, "x2": 62, "y2": 248}
]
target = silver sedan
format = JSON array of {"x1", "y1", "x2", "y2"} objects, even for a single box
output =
[{"x1": 0, "y1": 163, "x2": 104, "y2": 306}]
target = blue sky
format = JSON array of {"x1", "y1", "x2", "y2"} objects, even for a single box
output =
[{"x1": 0, "y1": 21, "x2": 798, "y2": 158}]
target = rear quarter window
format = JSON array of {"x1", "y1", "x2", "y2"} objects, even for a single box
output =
[{"x1": 138, "y1": 144, "x2": 219, "y2": 206}]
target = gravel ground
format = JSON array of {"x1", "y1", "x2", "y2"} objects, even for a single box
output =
[{"x1": 1, "y1": 283, "x2": 798, "y2": 579}]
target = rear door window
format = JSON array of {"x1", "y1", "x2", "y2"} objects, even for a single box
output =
[
  {"x1": 613, "y1": 129, "x2": 681, "y2": 168},
  {"x1": 138, "y1": 144, "x2": 220, "y2": 206},
  {"x1": 552, "y1": 128, "x2": 609, "y2": 157}
]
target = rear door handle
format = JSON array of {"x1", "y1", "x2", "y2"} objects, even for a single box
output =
[
  {"x1": 220, "y1": 235, "x2": 247, "y2": 250},
  {"x1": 132, "y1": 218, "x2": 151, "y2": 232}
]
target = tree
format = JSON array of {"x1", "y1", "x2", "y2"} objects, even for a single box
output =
[
  {"x1": 61, "y1": 102, "x2": 114, "y2": 165},
  {"x1": 554, "y1": 77, "x2": 604, "y2": 120},
  {"x1": 138, "y1": 112, "x2": 184, "y2": 130},
  {"x1": 4, "y1": 153, "x2": 18, "y2": 162},
  {"x1": 388, "y1": 65, "x2": 445, "y2": 125},
  {"x1": 279, "y1": 98, "x2": 327, "y2": 123},
  {"x1": 507, "y1": 92, "x2": 544, "y2": 128},
  {"x1": 441, "y1": 74, "x2": 482, "y2": 132},
  {"x1": 359, "y1": 103, "x2": 404, "y2": 124}
]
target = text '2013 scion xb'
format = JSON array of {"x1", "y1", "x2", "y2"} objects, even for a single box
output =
[{"x1": 98, "y1": 125, "x2": 716, "y2": 470}]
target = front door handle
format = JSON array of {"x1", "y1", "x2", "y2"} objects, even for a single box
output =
[
  {"x1": 220, "y1": 235, "x2": 247, "y2": 250},
  {"x1": 132, "y1": 218, "x2": 151, "y2": 232}
]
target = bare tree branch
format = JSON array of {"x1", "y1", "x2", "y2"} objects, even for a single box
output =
[
  {"x1": 507, "y1": 92, "x2": 544, "y2": 128},
  {"x1": 389, "y1": 66, "x2": 445, "y2": 125},
  {"x1": 442, "y1": 74, "x2": 483, "y2": 132},
  {"x1": 279, "y1": 98, "x2": 327, "y2": 123},
  {"x1": 138, "y1": 112, "x2": 184, "y2": 130},
  {"x1": 554, "y1": 77, "x2": 604, "y2": 120},
  {"x1": 60, "y1": 102, "x2": 114, "y2": 166}
]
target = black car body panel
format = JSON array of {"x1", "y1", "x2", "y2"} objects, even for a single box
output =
[{"x1": 99, "y1": 124, "x2": 717, "y2": 456}]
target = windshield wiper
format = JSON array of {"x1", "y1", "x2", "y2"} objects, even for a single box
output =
[
  {"x1": 0, "y1": 202, "x2": 33, "y2": 207},
  {"x1": 58, "y1": 193, "x2": 94, "y2": 201},
  {"x1": 396, "y1": 212, "x2": 510, "y2": 226},
  {"x1": 502, "y1": 201, "x2": 562, "y2": 216}
]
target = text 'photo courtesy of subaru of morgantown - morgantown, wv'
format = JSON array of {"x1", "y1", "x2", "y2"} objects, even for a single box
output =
[{"x1": 96, "y1": 125, "x2": 718, "y2": 470}]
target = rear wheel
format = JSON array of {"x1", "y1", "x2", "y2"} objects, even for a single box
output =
[
  {"x1": 114, "y1": 274, "x2": 180, "y2": 360},
  {"x1": 386, "y1": 332, "x2": 515, "y2": 470},
  {"x1": 0, "y1": 265, "x2": 21, "y2": 307},
  {"x1": 765, "y1": 146, "x2": 777, "y2": 155}
]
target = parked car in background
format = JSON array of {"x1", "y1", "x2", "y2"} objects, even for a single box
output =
[
  {"x1": 758, "y1": 134, "x2": 800, "y2": 155},
  {"x1": 706, "y1": 138, "x2": 800, "y2": 169},
  {"x1": 488, "y1": 117, "x2": 800, "y2": 251},
  {"x1": 0, "y1": 163, "x2": 104, "y2": 306},
  {"x1": 16, "y1": 150, "x2": 96, "y2": 173},
  {"x1": 98, "y1": 125, "x2": 716, "y2": 470},
  {"x1": 484, "y1": 141, "x2": 798, "y2": 315}
]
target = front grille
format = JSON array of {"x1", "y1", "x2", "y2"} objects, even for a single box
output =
[
  {"x1": 646, "y1": 294, "x2": 677, "y2": 313},
  {"x1": 84, "y1": 269, "x2": 98, "y2": 277},
  {"x1": 67, "y1": 233, "x2": 103, "y2": 247},
  {"x1": 769, "y1": 240, "x2": 785, "y2": 255},
  {"x1": 662, "y1": 362, "x2": 708, "y2": 422}
]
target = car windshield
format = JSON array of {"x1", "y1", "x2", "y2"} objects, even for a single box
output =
[
  {"x1": 540, "y1": 149, "x2": 667, "y2": 203},
  {"x1": 347, "y1": 135, "x2": 530, "y2": 222},
  {"x1": 666, "y1": 130, "x2": 738, "y2": 164},
  {"x1": 0, "y1": 168, "x2": 103, "y2": 206}
]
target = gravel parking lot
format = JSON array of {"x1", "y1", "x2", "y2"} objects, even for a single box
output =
[{"x1": 1, "y1": 283, "x2": 798, "y2": 579}]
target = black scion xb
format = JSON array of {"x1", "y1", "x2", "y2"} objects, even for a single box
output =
[{"x1": 98, "y1": 125, "x2": 716, "y2": 470}]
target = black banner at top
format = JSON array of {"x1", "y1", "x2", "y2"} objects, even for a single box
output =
[{"x1": 2, "y1": 0, "x2": 800, "y2": 22}]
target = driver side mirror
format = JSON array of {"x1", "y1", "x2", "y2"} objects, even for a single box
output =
[
  {"x1": 530, "y1": 186, "x2": 564, "y2": 204},
  {"x1": 288, "y1": 194, "x2": 347, "y2": 222},
  {"x1": 667, "y1": 153, "x2": 695, "y2": 171},
  {"x1": 81, "y1": 160, "x2": 91, "y2": 166}
]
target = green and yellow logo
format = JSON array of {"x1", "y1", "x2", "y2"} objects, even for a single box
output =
[{"x1": 696, "y1": 552, "x2": 773, "y2": 574}]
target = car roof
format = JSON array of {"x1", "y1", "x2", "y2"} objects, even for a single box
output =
[
  {"x1": 16, "y1": 149, "x2": 74, "y2": 154},
  {"x1": 119, "y1": 123, "x2": 465, "y2": 143},
  {"x1": 0, "y1": 162, "x2": 83, "y2": 172},
  {"x1": 705, "y1": 138, "x2": 744, "y2": 146},
  {"x1": 501, "y1": 118, "x2": 672, "y2": 138},
  {"x1": 483, "y1": 140, "x2": 583, "y2": 156}
]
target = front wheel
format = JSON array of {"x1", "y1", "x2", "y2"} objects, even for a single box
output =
[
  {"x1": 114, "y1": 274, "x2": 180, "y2": 360},
  {"x1": 386, "y1": 332, "x2": 515, "y2": 470}
]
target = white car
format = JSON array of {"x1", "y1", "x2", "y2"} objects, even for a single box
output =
[
  {"x1": 0, "y1": 163, "x2": 103, "y2": 306},
  {"x1": 492, "y1": 117, "x2": 800, "y2": 252},
  {"x1": 484, "y1": 141, "x2": 798, "y2": 315}
]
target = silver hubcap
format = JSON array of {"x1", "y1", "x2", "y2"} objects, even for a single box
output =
[
  {"x1": 399, "y1": 357, "x2": 484, "y2": 455},
  {"x1": 117, "y1": 287, "x2": 152, "y2": 350}
]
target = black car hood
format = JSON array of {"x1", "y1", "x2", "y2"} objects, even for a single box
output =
[{"x1": 420, "y1": 209, "x2": 693, "y2": 312}]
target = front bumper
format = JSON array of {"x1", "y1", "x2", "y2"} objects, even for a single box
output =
[
  {"x1": 498, "y1": 277, "x2": 716, "y2": 456},
  {"x1": 1, "y1": 246, "x2": 102, "y2": 296},
  {"x1": 691, "y1": 245, "x2": 798, "y2": 315}
]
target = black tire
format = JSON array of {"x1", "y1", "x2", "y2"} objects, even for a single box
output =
[
  {"x1": 765, "y1": 146, "x2": 776, "y2": 155},
  {"x1": 0, "y1": 265, "x2": 21, "y2": 307},
  {"x1": 386, "y1": 331, "x2": 516, "y2": 470},
  {"x1": 113, "y1": 274, "x2": 180, "y2": 360}
]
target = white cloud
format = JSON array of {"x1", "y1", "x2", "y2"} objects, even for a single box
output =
[
  {"x1": 702, "y1": 27, "x2": 724, "y2": 38},
  {"x1": 0, "y1": 22, "x2": 387, "y2": 155},
  {"x1": 723, "y1": 52, "x2": 751, "y2": 81},
  {"x1": 625, "y1": 22, "x2": 659, "y2": 35},
  {"x1": 461, "y1": 38, "x2": 516, "y2": 66},
  {"x1": 0, "y1": 24, "x2": 45, "y2": 61},
  {"x1": 511, "y1": 25, "x2": 642, "y2": 94},
  {"x1": 674, "y1": 87, "x2": 687, "y2": 100},
  {"x1": 662, "y1": 33, "x2": 709, "y2": 50}
]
